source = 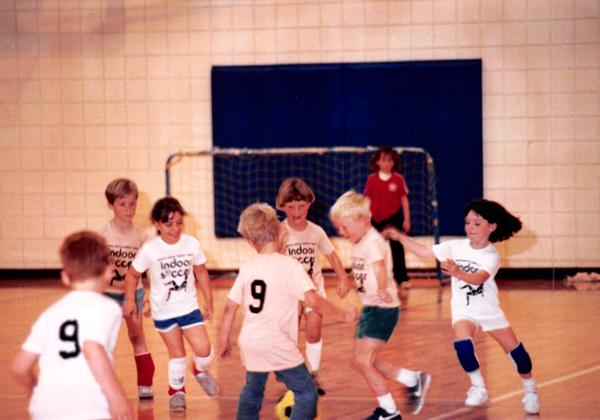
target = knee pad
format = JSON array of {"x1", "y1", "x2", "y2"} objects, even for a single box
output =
[
  {"x1": 509, "y1": 342, "x2": 532, "y2": 374},
  {"x1": 168, "y1": 357, "x2": 187, "y2": 390},
  {"x1": 454, "y1": 338, "x2": 480, "y2": 372}
]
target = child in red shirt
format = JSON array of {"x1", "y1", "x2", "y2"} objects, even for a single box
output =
[{"x1": 364, "y1": 147, "x2": 411, "y2": 289}]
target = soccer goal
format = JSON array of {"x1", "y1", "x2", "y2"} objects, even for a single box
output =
[
  {"x1": 166, "y1": 145, "x2": 438, "y2": 235},
  {"x1": 165, "y1": 146, "x2": 441, "y2": 281}
]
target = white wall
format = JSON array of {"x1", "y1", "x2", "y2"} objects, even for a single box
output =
[{"x1": 0, "y1": 0, "x2": 598, "y2": 270}]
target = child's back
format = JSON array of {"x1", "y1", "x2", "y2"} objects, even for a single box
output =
[
  {"x1": 233, "y1": 252, "x2": 314, "y2": 371},
  {"x1": 25, "y1": 291, "x2": 122, "y2": 418}
]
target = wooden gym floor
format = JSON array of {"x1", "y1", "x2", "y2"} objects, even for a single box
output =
[{"x1": 1, "y1": 276, "x2": 599, "y2": 419}]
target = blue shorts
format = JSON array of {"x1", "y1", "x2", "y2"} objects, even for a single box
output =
[
  {"x1": 355, "y1": 306, "x2": 399, "y2": 342},
  {"x1": 104, "y1": 288, "x2": 145, "y2": 313},
  {"x1": 153, "y1": 309, "x2": 204, "y2": 332}
]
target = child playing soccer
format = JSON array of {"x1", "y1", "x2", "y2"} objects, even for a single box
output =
[
  {"x1": 364, "y1": 146, "x2": 411, "y2": 289},
  {"x1": 123, "y1": 196, "x2": 219, "y2": 412},
  {"x1": 100, "y1": 178, "x2": 155, "y2": 399},
  {"x1": 219, "y1": 203, "x2": 356, "y2": 420},
  {"x1": 11, "y1": 231, "x2": 133, "y2": 420},
  {"x1": 330, "y1": 191, "x2": 431, "y2": 419},
  {"x1": 383, "y1": 198, "x2": 540, "y2": 415},
  {"x1": 276, "y1": 177, "x2": 351, "y2": 395}
]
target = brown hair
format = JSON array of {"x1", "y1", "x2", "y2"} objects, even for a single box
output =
[
  {"x1": 276, "y1": 178, "x2": 315, "y2": 208},
  {"x1": 369, "y1": 146, "x2": 401, "y2": 173},
  {"x1": 59, "y1": 231, "x2": 110, "y2": 281}
]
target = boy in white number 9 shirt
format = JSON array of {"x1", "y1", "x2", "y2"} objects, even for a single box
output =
[
  {"x1": 219, "y1": 203, "x2": 356, "y2": 420},
  {"x1": 11, "y1": 231, "x2": 132, "y2": 420}
]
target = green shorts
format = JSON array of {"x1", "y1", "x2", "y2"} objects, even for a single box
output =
[{"x1": 355, "y1": 306, "x2": 400, "y2": 342}]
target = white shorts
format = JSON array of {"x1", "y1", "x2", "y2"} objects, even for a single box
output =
[
  {"x1": 452, "y1": 311, "x2": 510, "y2": 332},
  {"x1": 303, "y1": 285, "x2": 327, "y2": 314}
]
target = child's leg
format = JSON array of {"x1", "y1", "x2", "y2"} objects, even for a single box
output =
[
  {"x1": 158, "y1": 326, "x2": 187, "y2": 393},
  {"x1": 182, "y1": 323, "x2": 220, "y2": 396},
  {"x1": 355, "y1": 338, "x2": 397, "y2": 413},
  {"x1": 373, "y1": 359, "x2": 418, "y2": 387},
  {"x1": 453, "y1": 320, "x2": 485, "y2": 386},
  {"x1": 237, "y1": 371, "x2": 269, "y2": 420},
  {"x1": 275, "y1": 364, "x2": 318, "y2": 420},
  {"x1": 127, "y1": 289, "x2": 154, "y2": 391},
  {"x1": 304, "y1": 310, "x2": 323, "y2": 372}
]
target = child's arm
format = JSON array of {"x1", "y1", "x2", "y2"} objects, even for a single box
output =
[
  {"x1": 401, "y1": 195, "x2": 411, "y2": 232},
  {"x1": 382, "y1": 227, "x2": 436, "y2": 259},
  {"x1": 11, "y1": 350, "x2": 39, "y2": 397},
  {"x1": 441, "y1": 259, "x2": 490, "y2": 285},
  {"x1": 373, "y1": 259, "x2": 392, "y2": 303},
  {"x1": 219, "y1": 299, "x2": 239, "y2": 358},
  {"x1": 325, "y1": 251, "x2": 351, "y2": 299},
  {"x1": 84, "y1": 341, "x2": 133, "y2": 420},
  {"x1": 304, "y1": 290, "x2": 356, "y2": 322},
  {"x1": 194, "y1": 264, "x2": 213, "y2": 321},
  {"x1": 123, "y1": 267, "x2": 142, "y2": 320}
]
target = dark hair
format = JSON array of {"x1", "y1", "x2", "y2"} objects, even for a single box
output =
[
  {"x1": 369, "y1": 146, "x2": 401, "y2": 173},
  {"x1": 463, "y1": 199, "x2": 522, "y2": 243},
  {"x1": 151, "y1": 196, "x2": 187, "y2": 224},
  {"x1": 59, "y1": 231, "x2": 110, "y2": 281}
]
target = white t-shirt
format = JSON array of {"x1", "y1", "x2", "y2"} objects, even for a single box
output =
[
  {"x1": 98, "y1": 221, "x2": 147, "y2": 294},
  {"x1": 432, "y1": 239, "x2": 502, "y2": 318},
  {"x1": 281, "y1": 219, "x2": 335, "y2": 293},
  {"x1": 23, "y1": 291, "x2": 122, "y2": 420},
  {"x1": 350, "y1": 227, "x2": 400, "y2": 308},
  {"x1": 228, "y1": 253, "x2": 315, "y2": 372},
  {"x1": 132, "y1": 234, "x2": 207, "y2": 321}
]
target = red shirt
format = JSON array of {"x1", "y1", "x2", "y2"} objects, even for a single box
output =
[{"x1": 364, "y1": 172, "x2": 409, "y2": 223}]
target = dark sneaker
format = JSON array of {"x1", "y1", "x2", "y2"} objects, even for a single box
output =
[
  {"x1": 311, "y1": 372, "x2": 326, "y2": 396},
  {"x1": 364, "y1": 407, "x2": 401, "y2": 420},
  {"x1": 407, "y1": 371, "x2": 431, "y2": 414}
]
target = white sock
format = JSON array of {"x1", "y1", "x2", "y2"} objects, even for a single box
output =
[
  {"x1": 168, "y1": 357, "x2": 187, "y2": 390},
  {"x1": 522, "y1": 377, "x2": 536, "y2": 393},
  {"x1": 376, "y1": 392, "x2": 397, "y2": 414},
  {"x1": 193, "y1": 348, "x2": 214, "y2": 373},
  {"x1": 468, "y1": 369, "x2": 486, "y2": 388},
  {"x1": 396, "y1": 368, "x2": 417, "y2": 387},
  {"x1": 305, "y1": 340, "x2": 323, "y2": 372}
]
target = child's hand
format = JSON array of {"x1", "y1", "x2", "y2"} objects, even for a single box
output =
[
  {"x1": 336, "y1": 278, "x2": 351, "y2": 299},
  {"x1": 377, "y1": 289, "x2": 392, "y2": 303},
  {"x1": 109, "y1": 395, "x2": 134, "y2": 420},
  {"x1": 382, "y1": 227, "x2": 402, "y2": 241},
  {"x1": 122, "y1": 300, "x2": 138, "y2": 320},
  {"x1": 402, "y1": 219, "x2": 411, "y2": 233},
  {"x1": 203, "y1": 305, "x2": 213, "y2": 321},
  {"x1": 219, "y1": 342, "x2": 231, "y2": 358},
  {"x1": 441, "y1": 259, "x2": 460, "y2": 277}
]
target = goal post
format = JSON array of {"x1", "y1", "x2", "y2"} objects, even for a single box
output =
[{"x1": 165, "y1": 146, "x2": 440, "y2": 278}]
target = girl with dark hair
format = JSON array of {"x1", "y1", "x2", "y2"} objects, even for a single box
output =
[{"x1": 382, "y1": 199, "x2": 540, "y2": 415}]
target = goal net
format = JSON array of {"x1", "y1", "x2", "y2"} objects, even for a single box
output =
[{"x1": 166, "y1": 146, "x2": 439, "y2": 243}]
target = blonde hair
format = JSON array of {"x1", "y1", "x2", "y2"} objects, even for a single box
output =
[
  {"x1": 104, "y1": 178, "x2": 138, "y2": 204},
  {"x1": 329, "y1": 190, "x2": 372, "y2": 221},
  {"x1": 275, "y1": 178, "x2": 315, "y2": 208},
  {"x1": 238, "y1": 203, "x2": 281, "y2": 247}
]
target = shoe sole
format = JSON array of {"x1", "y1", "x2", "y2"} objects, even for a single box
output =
[{"x1": 412, "y1": 374, "x2": 431, "y2": 414}]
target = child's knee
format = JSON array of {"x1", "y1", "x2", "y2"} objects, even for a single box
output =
[{"x1": 509, "y1": 342, "x2": 532, "y2": 375}]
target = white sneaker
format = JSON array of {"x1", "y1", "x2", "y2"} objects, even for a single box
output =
[
  {"x1": 138, "y1": 385, "x2": 153, "y2": 400},
  {"x1": 169, "y1": 391, "x2": 186, "y2": 411},
  {"x1": 523, "y1": 391, "x2": 540, "y2": 414},
  {"x1": 465, "y1": 385, "x2": 488, "y2": 407},
  {"x1": 195, "y1": 370, "x2": 220, "y2": 396}
]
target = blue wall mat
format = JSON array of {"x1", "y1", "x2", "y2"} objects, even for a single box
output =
[{"x1": 211, "y1": 59, "x2": 482, "y2": 236}]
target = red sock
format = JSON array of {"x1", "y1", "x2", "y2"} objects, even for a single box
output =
[
  {"x1": 135, "y1": 353, "x2": 155, "y2": 387},
  {"x1": 168, "y1": 386, "x2": 186, "y2": 396}
]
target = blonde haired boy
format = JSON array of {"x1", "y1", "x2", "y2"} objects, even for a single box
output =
[
  {"x1": 219, "y1": 203, "x2": 356, "y2": 419},
  {"x1": 330, "y1": 191, "x2": 431, "y2": 419}
]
